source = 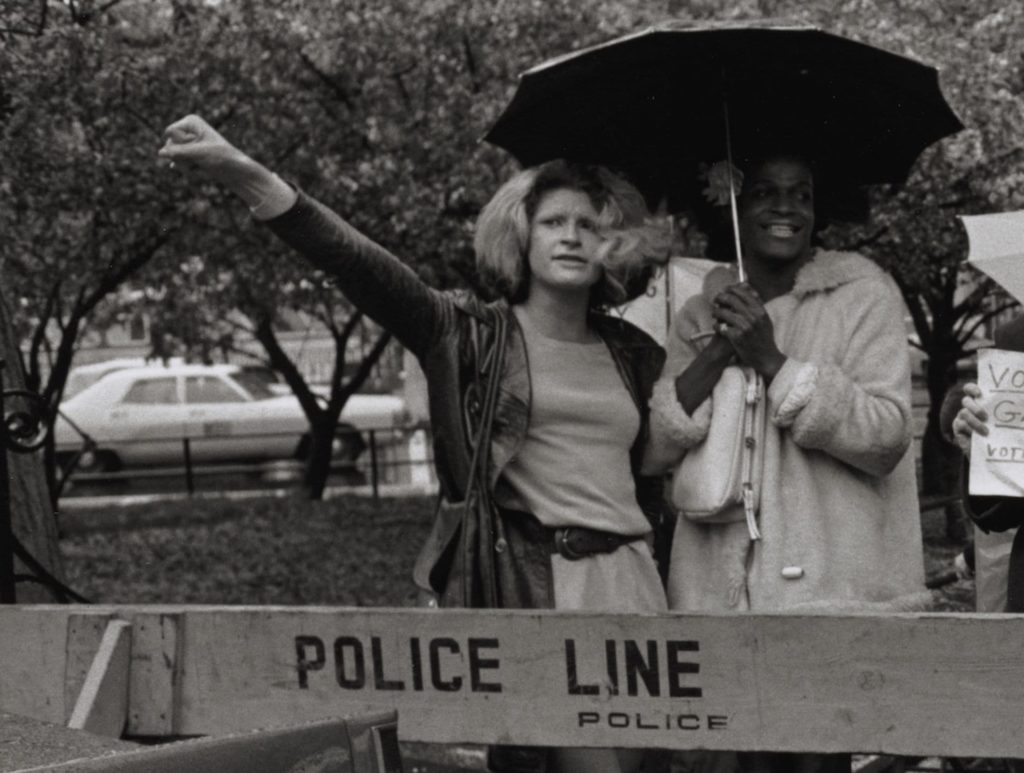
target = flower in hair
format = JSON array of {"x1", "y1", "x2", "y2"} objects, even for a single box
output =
[{"x1": 700, "y1": 160, "x2": 743, "y2": 207}]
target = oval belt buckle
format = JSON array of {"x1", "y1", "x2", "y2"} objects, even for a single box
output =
[{"x1": 558, "y1": 528, "x2": 584, "y2": 560}]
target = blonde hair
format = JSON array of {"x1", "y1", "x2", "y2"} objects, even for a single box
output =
[{"x1": 473, "y1": 160, "x2": 669, "y2": 307}]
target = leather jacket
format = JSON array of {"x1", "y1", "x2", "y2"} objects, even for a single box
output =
[{"x1": 267, "y1": 191, "x2": 669, "y2": 605}]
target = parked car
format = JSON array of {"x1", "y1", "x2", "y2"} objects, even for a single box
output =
[
  {"x1": 54, "y1": 362, "x2": 408, "y2": 472},
  {"x1": 62, "y1": 357, "x2": 179, "y2": 400}
]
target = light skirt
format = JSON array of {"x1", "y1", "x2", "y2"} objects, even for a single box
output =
[{"x1": 551, "y1": 539, "x2": 667, "y2": 613}]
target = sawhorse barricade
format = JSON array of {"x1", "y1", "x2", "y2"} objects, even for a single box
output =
[{"x1": 2, "y1": 605, "x2": 1023, "y2": 761}]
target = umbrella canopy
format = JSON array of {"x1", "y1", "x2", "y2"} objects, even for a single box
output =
[
  {"x1": 961, "y1": 210, "x2": 1024, "y2": 305},
  {"x1": 485, "y1": 20, "x2": 964, "y2": 210}
]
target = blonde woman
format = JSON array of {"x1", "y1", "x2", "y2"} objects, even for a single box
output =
[{"x1": 161, "y1": 115, "x2": 670, "y2": 773}]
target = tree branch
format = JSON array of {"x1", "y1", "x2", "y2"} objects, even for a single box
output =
[
  {"x1": 27, "y1": 283, "x2": 60, "y2": 393},
  {"x1": 79, "y1": 232, "x2": 170, "y2": 315},
  {"x1": 298, "y1": 51, "x2": 356, "y2": 111},
  {"x1": 891, "y1": 267, "x2": 933, "y2": 350},
  {"x1": 957, "y1": 301, "x2": 1020, "y2": 345},
  {"x1": 342, "y1": 329, "x2": 392, "y2": 398},
  {"x1": 0, "y1": 0, "x2": 48, "y2": 35},
  {"x1": 391, "y1": 63, "x2": 416, "y2": 110},
  {"x1": 252, "y1": 314, "x2": 323, "y2": 421},
  {"x1": 461, "y1": 31, "x2": 481, "y2": 94},
  {"x1": 323, "y1": 310, "x2": 363, "y2": 402},
  {"x1": 951, "y1": 278, "x2": 995, "y2": 320}
]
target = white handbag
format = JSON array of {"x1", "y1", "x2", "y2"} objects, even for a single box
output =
[{"x1": 670, "y1": 364, "x2": 766, "y2": 540}]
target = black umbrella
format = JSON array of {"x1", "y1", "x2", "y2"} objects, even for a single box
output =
[{"x1": 485, "y1": 19, "x2": 964, "y2": 213}]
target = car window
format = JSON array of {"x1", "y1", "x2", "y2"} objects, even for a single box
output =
[
  {"x1": 185, "y1": 376, "x2": 245, "y2": 403},
  {"x1": 64, "y1": 372, "x2": 102, "y2": 399},
  {"x1": 232, "y1": 370, "x2": 278, "y2": 400},
  {"x1": 121, "y1": 378, "x2": 179, "y2": 405}
]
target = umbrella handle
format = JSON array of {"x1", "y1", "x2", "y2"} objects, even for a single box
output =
[{"x1": 722, "y1": 98, "x2": 746, "y2": 283}]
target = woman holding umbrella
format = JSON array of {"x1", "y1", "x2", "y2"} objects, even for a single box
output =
[
  {"x1": 643, "y1": 149, "x2": 929, "y2": 773},
  {"x1": 160, "y1": 114, "x2": 671, "y2": 773}
]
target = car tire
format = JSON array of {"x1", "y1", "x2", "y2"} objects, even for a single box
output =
[
  {"x1": 75, "y1": 449, "x2": 121, "y2": 474},
  {"x1": 334, "y1": 423, "x2": 367, "y2": 462},
  {"x1": 295, "y1": 426, "x2": 367, "y2": 462}
]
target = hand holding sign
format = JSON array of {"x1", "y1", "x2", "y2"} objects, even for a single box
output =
[
  {"x1": 969, "y1": 349, "x2": 1024, "y2": 497},
  {"x1": 953, "y1": 383, "x2": 987, "y2": 458}
]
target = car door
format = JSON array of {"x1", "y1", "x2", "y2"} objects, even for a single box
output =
[
  {"x1": 113, "y1": 375, "x2": 186, "y2": 465},
  {"x1": 183, "y1": 374, "x2": 253, "y2": 463}
]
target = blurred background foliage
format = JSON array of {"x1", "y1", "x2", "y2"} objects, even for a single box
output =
[{"x1": 2, "y1": 0, "x2": 1023, "y2": 521}]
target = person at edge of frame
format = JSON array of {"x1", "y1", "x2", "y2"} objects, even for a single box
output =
[{"x1": 947, "y1": 315, "x2": 1024, "y2": 773}]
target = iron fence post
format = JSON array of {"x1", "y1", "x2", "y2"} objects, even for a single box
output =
[
  {"x1": 368, "y1": 429, "x2": 379, "y2": 503},
  {"x1": 183, "y1": 437, "x2": 195, "y2": 496},
  {"x1": 0, "y1": 363, "x2": 14, "y2": 603}
]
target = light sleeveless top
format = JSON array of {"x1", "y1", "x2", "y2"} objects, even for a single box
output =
[{"x1": 501, "y1": 311, "x2": 651, "y2": 536}]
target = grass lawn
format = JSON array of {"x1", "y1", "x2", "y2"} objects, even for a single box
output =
[
  {"x1": 58, "y1": 493, "x2": 974, "y2": 611},
  {"x1": 59, "y1": 494, "x2": 437, "y2": 606}
]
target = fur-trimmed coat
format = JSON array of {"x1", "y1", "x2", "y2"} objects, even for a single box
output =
[{"x1": 644, "y1": 250, "x2": 929, "y2": 612}]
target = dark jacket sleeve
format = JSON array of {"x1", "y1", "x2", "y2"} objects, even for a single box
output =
[
  {"x1": 264, "y1": 190, "x2": 455, "y2": 359},
  {"x1": 961, "y1": 460, "x2": 1024, "y2": 533}
]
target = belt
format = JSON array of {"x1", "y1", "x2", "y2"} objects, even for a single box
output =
[
  {"x1": 553, "y1": 526, "x2": 641, "y2": 561},
  {"x1": 500, "y1": 508, "x2": 643, "y2": 561}
]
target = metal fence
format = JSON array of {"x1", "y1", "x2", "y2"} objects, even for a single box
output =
[{"x1": 59, "y1": 423, "x2": 437, "y2": 502}]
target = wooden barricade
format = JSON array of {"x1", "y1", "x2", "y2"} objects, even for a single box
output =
[
  {"x1": 2, "y1": 605, "x2": 1023, "y2": 759},
  {"x1": 7, "y1": 713, "x2": 400, "y2": 773}
]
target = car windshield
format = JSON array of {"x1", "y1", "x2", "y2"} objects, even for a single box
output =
[{"x1": 231, "y1": 371, "x2": 278, "y2": 400}]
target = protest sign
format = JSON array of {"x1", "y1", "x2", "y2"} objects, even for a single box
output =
[{"x1": 970, "y1": 348, "x2": 1024, "y2": 497}]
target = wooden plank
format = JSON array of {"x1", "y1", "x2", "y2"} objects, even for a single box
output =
[
  {"x1": 5, "y1": 606, "x2": 1024, "y2": 758},
  {"x1": 153, "y1": 606, "x2": 1024, "y2": 757},
  {"x1": 126, "y1": 613, "x2": 182, "y2": 736},
  {"x1": 0, "y1": 607, "x2": 90, "y2": 723},
  {"x1": 16, "y1": 713, "x2": 397, "y2": 772},
  {"x1": 64, "y1": 613, "x2": 114, "y2": 723},
  {"x1": 67, "y1": 620, "x2": 132, "y2": 737}
]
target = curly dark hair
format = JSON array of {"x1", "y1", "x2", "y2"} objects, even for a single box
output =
[{"x1": 692, "y1": 148, "x2": 868, "y2": 262}]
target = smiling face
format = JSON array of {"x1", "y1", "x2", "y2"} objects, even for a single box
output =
[
  {"x1": 526, "y1": 187, "x2": 605, "y2": 296},
  {"x1": 738, "y1": 156, "x2": 815, "y2": 265}
]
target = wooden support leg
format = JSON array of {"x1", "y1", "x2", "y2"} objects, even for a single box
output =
[{"x1": 67, "y1": 620, "x2": 132, "y2": 738}]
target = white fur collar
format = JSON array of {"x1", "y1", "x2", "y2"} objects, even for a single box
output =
[
  {"x1": 696, "y1": 250, "x2": 884, "y2": 302},
  {"x1": 790, "y1": 250, "x2": 884, "y2": 299}
]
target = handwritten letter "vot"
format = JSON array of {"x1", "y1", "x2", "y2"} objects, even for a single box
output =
[{"x1": 970, "y1": 348, "x2": 1024, "y2": 497}]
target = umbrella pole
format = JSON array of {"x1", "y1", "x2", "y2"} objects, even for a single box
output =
[{"x1": 723, "y1": 99, "x2": 746, "y2": 282}]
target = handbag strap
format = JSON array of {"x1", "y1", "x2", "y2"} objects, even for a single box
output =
[
  {"x1": 740, "y1": 368, "x2": 763, "y2": 541},
  {"x1": 460, "y1": 310, "x2": 509, "y2": 605}
]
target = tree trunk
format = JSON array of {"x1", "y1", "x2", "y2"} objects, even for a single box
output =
[
  {"x1": 303, "y1": 420, "x2": 337, "y2": 501},
  {"x1": 0, "y1": 292, "x2": 67, "y2": 602},
  {"x1": 920, "y1": 347, "x2": 967, "y2": 542}
]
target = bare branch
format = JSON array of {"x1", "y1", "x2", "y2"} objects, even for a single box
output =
[
  {"x1": 891, "y1": 268, "x2": 933, "y2": 350},
  {"x1": 299, "y1": 51, "x2": 357, "y2": 111},
  {"x1": 461, "y1": 31, "x2": 481, "y2": 94},
  {"x1": 78, "y1": 232, "x2": 171, "y2": 316},
  {"x1": 390, "y1": 61, "x2": 416, "y2": 110},
  {"x1": 0, "y1": 0, "x2": 48, "y2": 35},
  {"x1": 27, "y1": 283, "x2": 59, "y2": 381},
  {"x1": 951, "y1": 279, "x2": 995, "y2": 320},
  {"x1": 252, "y1": 315, "x2": 323, "y2": 421},
  {"x1": 342, "y1": 329, "x2": 392, "y2": 397},
  {"x1": 957, "y1": 301, "x2": 1021, "y2": 345},
  {"x1": 321, "y1": 310, "x2": 365, "y2": 400}
]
